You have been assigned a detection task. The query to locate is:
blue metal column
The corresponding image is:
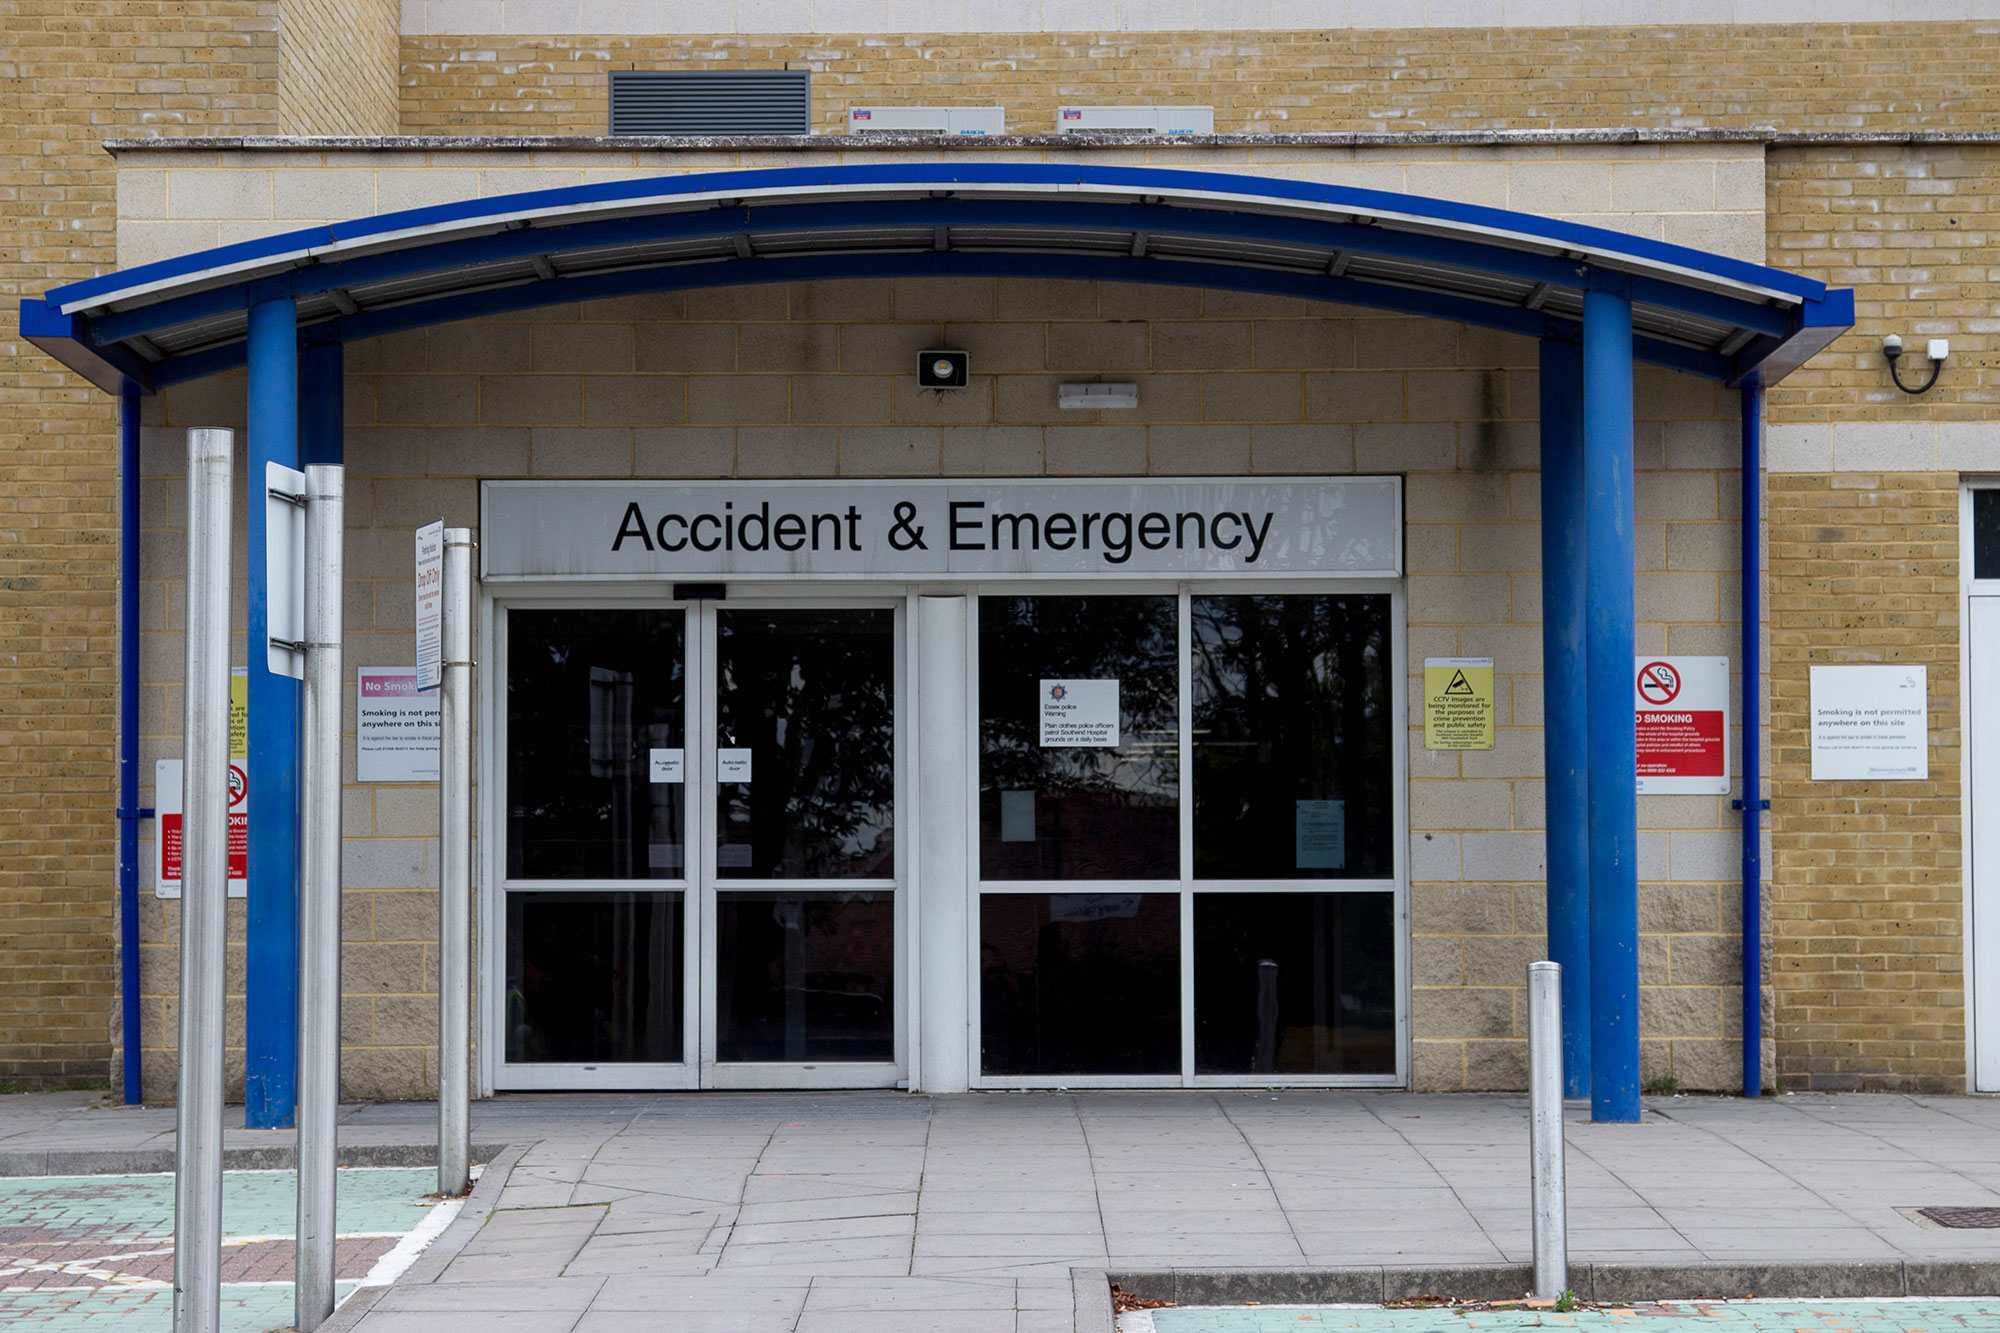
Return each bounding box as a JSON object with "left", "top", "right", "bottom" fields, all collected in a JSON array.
[
  {"left": 1583, "top": 279, "right": 1640, "bottom": 1124},
  {"left": 118, "top": 381, "right": 144, "bottom": 1105},
  {"left": 245, "top": 285, "right": 301, "bottom": 1128},
  {"left": 1538, "top": 339, "right": 1591, "bottom": 1101},
  {"left": 301, "top": 341, "right": 344, "bottom": 467},
  {"left": 1739, "top": 386, "right": 1764, "bottom": 1098}
]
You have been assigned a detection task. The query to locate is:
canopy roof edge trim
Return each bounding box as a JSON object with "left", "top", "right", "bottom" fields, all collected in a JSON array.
[{"left": 21, "top": 162, "right": 1853, "bottom": 394}]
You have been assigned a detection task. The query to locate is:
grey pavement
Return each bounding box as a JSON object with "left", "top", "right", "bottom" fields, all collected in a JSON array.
[{"left": 8, "top": 1089, "right": 2000, "bottom": 1330}]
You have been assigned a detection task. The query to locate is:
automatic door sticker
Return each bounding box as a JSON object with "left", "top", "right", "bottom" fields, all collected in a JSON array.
[{"left": 1424, "top": 658, "right": 1494, "bottom": 751}]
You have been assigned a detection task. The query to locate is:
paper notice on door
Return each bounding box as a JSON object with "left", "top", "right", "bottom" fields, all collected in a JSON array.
[
  {"left": 1000, "top": 790, "right": 1036, "bottom": 842},
  {"left": 1295, "top": 799, "right": 1346, "bottom": 870},
  {"left": 717, "top": 748, "right": 753, "bottom": 782},
  {"left": 1039, "top": 679, "right": 1119, "bottom": 747},
  {"left": 649, "top": 748, "right": 684, "bottom": 783}
]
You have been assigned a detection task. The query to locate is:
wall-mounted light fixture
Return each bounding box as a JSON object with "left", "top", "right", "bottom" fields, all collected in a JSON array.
[
  {"left": 1883, "top": 333, "right": 1948, "bottom": 395},
  {"left": 1058, "top": 382, "right": 1139, "bottom": 410}
]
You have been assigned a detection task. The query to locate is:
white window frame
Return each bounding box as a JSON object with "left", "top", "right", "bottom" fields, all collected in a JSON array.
[
  {"left": 1958, "top": 481, "right": 2000, "bottom": 1093},
  {"left": 961, "top": 578, "right": 1410, "bottom": 1091}
]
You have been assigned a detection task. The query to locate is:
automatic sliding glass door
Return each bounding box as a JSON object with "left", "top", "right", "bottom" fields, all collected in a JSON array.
[{"left": 495, "top": 597, "right": 905, "bottom": 1091}]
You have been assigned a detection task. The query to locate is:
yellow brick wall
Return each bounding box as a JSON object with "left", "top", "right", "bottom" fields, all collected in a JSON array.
[
  {"left": 1766, "top": 473, "right": 1963, "bottom": 1092},
  {"left": 398, "top": 23, "right": 2000, "bottom": 137},
  {"left": 279, "top": 0, "right": 401, "bottom": 136},
  {"left": 1767, "top": 146, "right": 2000, "bottom": 426},
  {"left": 0, "top": 2, "right": 282, "bottom": 1091},
  {"left": 1758, "top": 147, "right": 1994, "bottom": 1092}
]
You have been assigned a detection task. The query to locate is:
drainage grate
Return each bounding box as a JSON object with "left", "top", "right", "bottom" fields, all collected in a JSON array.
[{"left": 1917, "top": 1206, "right": 2000, "bottom": 1228}]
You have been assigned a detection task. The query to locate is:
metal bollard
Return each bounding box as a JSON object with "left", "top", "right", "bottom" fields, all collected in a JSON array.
[
  {"left": 1528, "top": 960, "right": 1568, "bottom": 1298},
  {"left": 175, "top": 428, "right": 233, "bottom": 1333},
  {"left": 295, "top": 465, "right": 345, "bottom": 1332},
  {"left": 437, "top": 529, "right": 475, "bottom": 1197}
]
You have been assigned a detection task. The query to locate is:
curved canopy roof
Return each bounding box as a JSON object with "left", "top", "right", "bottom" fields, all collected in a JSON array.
[{"left": 22, "top": 162, "right": 1852, "bottom": 395}]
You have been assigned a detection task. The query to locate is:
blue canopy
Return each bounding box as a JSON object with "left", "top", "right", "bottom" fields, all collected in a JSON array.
[{"left": 22, "top": 161, "right": 1851, "bottom": 394}]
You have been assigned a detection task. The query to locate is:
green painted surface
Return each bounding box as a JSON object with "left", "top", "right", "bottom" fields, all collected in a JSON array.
[
  {"left": 0, "top": 1167, "right": 437, "bottom": 1242},
  {"left": 0, "top": 1169, "right": 440, "bottom": 1332},
  {"left": 0, "top": 1280, "right": 359, "bottom": 1330},
  {"left": 1145, "top": 1302, "right": 2000, "bottom": 1332}
]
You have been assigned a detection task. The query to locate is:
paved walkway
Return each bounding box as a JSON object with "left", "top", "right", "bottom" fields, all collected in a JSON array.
[
  {"left": 7, "top": 1090, "right": 2000, "bottom": 1331},
  {"left": 1126, "top": 1302, "right": 2000, "bottom": 1333}
]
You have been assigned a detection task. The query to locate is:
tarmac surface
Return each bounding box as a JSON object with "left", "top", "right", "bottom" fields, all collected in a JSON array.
[{"left": 5, "top": 1089, "right": 2000, "bottom": 1332}]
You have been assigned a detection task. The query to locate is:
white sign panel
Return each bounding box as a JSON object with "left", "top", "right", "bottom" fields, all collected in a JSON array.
[
  {"left": 414, "top": 519, "right": 444, "bottom": 691},
  {"left": 481, "top": 478, "right": 1402, "bottom": 581},
  {"left": 1811, "top": 664, "right": 1929, "bottom": 780},
  {"left": 1040, "top": 679, "right": 1120, "bottom": 747},
  {"left": 265, "top": 461, "right": 307, "bottom": 679},
  {"left": 649, "top": 748, "right": 685, "bottom": 783},
  {"left": 718, "top": 748, "right": 754, "bottom": 783},
  {"left": 153, "top": 759, "right": 248, "bottom": 899},
  {"left": 1634, "top": 655, "right": 1731, "bottom": 795},
  {"left": 356, "top": 667, "right": 440, "bottom": 783}
]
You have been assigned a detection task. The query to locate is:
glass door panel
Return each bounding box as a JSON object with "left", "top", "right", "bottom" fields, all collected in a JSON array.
[
  {"left": 499, "top": 607, "right": 693, "bottom": 1088},
  {"left": 705, "top": 605, "right": 900, "bottom": 1082},
  {"left": 506, "top": 609, "right": 687, "bottom": 880},
  {"left": 977, "top": 595, "right": 1180, "bottom": 880}
]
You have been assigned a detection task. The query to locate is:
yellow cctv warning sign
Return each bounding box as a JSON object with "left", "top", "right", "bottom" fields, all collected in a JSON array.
[{"left": 1424, "top": 657, "right": 1495, "bottom": 750}]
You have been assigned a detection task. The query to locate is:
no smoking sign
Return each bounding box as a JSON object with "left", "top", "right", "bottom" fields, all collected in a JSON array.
[{"left": 1633, "top": 655, "right": 1729, "bottom": 795}]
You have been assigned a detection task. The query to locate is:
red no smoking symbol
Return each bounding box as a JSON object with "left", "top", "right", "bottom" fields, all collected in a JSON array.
[{"left": 1637, "top": 661, "right": 1681, "bottom": 705}]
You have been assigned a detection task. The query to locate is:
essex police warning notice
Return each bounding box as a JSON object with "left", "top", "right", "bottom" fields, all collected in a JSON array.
[{"left": 481, "top": 479, "right": 1404, "bottom": 581}]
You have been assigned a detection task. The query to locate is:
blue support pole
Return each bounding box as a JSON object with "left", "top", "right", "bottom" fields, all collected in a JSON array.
[
  {"left": 300, "top": 342, "right": 344, "bottom": 467},
  {"left": 1583, "top": 279, "right": 1641, "bottom": 1124},
  {"left": 1740, "top": 387, "right": 1764, "bottom": 1098},
  {"left": 245, "top": 287, "right": 301, "bottom": 1129},
  {"left": 118, "top": 382, "right": 144, "bottom": 1105},
  {"left": 1538, "top": 339, "right": 1592, "bottom": 1101}
]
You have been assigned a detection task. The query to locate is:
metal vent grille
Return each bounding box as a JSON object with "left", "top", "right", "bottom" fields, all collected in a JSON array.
[
  {"left": 609, "top": 69, "right": 810, "bottom": 136},
  {"left": 1917, "top": 1207, "right": 2000, "bottom": 1229}
]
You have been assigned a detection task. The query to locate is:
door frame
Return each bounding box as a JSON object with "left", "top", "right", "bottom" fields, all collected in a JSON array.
[
  {"left": 478, "top": 582, "right": 911, "bottom": 1094},
  {"left": 958, "top": 577, "right": 1410, "bottom": 1091},
  {"left": 1959, "top": 482, "right": 2000, "bottom": 1092}
]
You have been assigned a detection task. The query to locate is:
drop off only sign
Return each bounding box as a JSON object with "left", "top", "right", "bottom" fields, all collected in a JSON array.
[{"left": 1634, "top": 655, "right": 1730, "bottom": 795}]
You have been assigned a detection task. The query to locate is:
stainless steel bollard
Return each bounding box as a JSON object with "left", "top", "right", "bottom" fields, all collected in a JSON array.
[
  {"left": 174, "top": 428, "right": 233, "bottom": 1333},
  {"left": 1528, "top": 959, "right": 1568, "bottom": 1298},
  {"left": 295, "top": 465, "right": 345, "bottom": 1331},
  {"left": 437, "top": 528, "right": 475, "bottom": 1196}
]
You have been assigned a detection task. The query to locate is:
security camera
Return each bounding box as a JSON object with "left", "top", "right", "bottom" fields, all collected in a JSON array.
[{"left": 1883, "top": 331, "right": 1944, "bottom": 395}]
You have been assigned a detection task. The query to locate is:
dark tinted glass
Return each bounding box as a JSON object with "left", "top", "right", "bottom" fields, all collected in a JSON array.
[
  {"left": 506, "top": 609, "right": 685, "bottom": 880},
  {"left": 715, "top": 890, "right": 894, "bottom": 1062},
  {"left": 716, "top": 608, "right": 895, "bottom": 879},
  {"left": 978, "top": 596, "right": 1179, "bottom": 880},
  {"left": 979, "top": 892, "right": 1180, "bottom": 1075},
  {"left": 1977, "top": 489, "right": 2000, "bottom": 581},
  {"left": 1192, "top": 594, "right": 1395, "bottom": 880},
  {"left": 1194, "top": 892, "right": 1395, "bottom": 1075},
  {"left": 505, "top": 891, "right": 683, "bottom": 1063}
]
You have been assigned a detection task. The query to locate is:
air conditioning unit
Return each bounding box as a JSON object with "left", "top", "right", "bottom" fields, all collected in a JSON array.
[
  {"left": 848, "top": 106, "right": 1006, "bottom": 136},
  {"left": 1055, "top": 105, "right": 1214, "bottom": 135}
]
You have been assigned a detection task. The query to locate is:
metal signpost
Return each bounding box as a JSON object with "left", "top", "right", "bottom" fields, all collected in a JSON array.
[
  {"left": 174, "top": 428, "right": 234, "bottom": 1333},
  {"left": 434, "top": 527, "right": 475, "bottom": 1196},
  {"left": 295, "top": 465, "right": 345, "bottom": 1331},
  {"left": 1527, "top": 960, "right": 1569, "bottom": 1298}
]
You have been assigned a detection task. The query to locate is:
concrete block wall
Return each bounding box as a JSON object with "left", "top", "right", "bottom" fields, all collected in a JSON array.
[
  {"left": 134, "top": 271, "right": 1754, "bottom": 1097},
  {"left": 396, "top": 21, "right": 2000, "bottom": 137}
]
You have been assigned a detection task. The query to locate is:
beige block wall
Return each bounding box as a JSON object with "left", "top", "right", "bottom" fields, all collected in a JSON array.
[
  {"left": 135, "top": 274, "right": 1755, "bottom": 1097},
  {"left": 110, "top": 140, "right": 1768, "bottom": 271}
]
